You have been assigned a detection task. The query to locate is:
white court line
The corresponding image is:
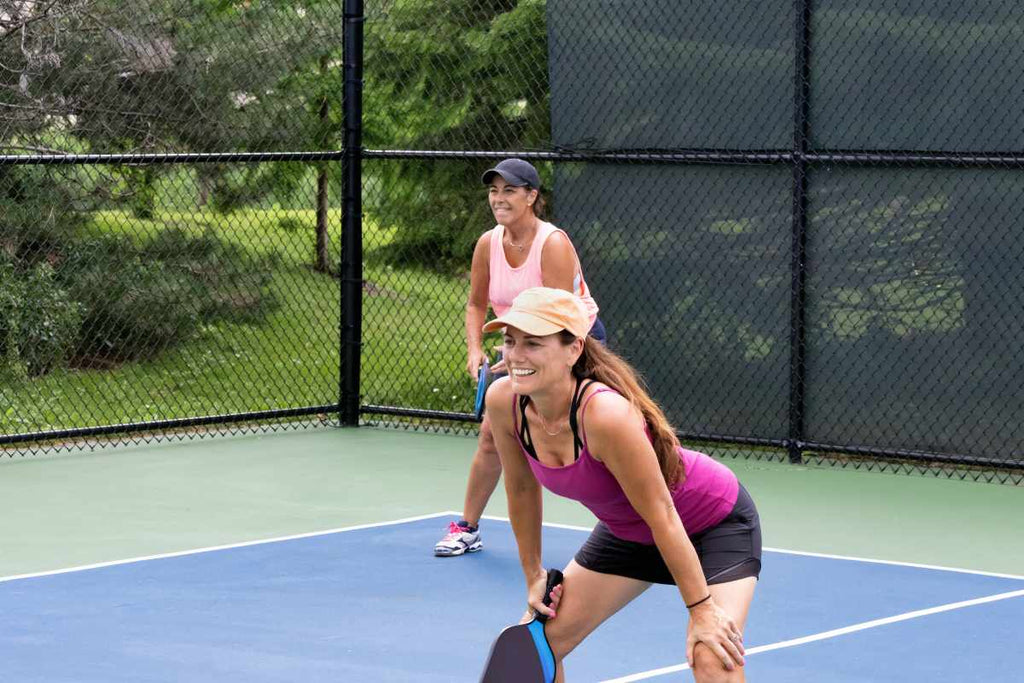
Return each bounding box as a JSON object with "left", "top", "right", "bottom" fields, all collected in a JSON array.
[
  {"left": 481, "top": 514, "right": 1024, "bottom": 581},
  {"left": 0, "top": 511, "right": 457, "bottom": 584},
  {"left": 599, "top": 588, "right": 1024, "bottom": 683},
  {"left": 763, "top": 546, "right": 1024, "bottom": 582},
  {"left": 6, "top": 511, "right": 1023, "bottom": 586}
]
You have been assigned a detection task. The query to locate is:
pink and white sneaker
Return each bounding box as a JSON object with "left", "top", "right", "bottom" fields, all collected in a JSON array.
[{"left": 434, "top": 521, "right": 483, "bottom": 557}]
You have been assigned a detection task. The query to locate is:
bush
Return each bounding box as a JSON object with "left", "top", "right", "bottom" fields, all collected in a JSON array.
[
  {"left": 3, "top": 164, "right": 278, "bottom": 372},
  {"left": 63, "top": 238, "right": 203, "bottom": 362},
  {"left": 61, "top": 230, "right": 278, "bottom": 363},
  {"left": 142, "top": 229, "right": 278, "bottom": 324},
  {"left": 0, "top": 258, "right": 83, "bottom": 377},
  {"left": 0, "top": 166, "right": 88, "bottom": 268}
]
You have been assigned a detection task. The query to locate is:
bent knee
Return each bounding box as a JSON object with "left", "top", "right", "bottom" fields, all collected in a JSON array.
[
  {"left": 472, "top": 442, "right": 501, "bottom": 470},
  {"left": 475, "top": 436, "right": 501, "bottom": 464},
  {"left": 544, "top": 622, "right": 585, "bottom": 663},
  {"left": 692, "top": 642, "right": 744, "bottom": 683}
]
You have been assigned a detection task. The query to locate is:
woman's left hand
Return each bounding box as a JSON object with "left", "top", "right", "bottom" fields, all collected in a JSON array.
[{"left": 685, "top": 597, "right": 745, "bottom": 671}]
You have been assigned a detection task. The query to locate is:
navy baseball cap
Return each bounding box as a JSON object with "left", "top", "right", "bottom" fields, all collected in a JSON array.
[{"left": 481, "top": 158, "right": 541, "bottom": 189}]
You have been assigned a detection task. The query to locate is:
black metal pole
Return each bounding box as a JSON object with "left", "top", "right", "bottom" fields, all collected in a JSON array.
[
  {"left": 340, "top": 0, "right": 365, "bottom": 427},
  {"left": 787, "top": 0, "right": 812, "bottom": 464}
]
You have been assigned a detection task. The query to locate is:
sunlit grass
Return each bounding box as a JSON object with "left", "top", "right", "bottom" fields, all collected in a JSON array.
[{"left": 1, "top": 206, "right": 472, "bottom": 435}]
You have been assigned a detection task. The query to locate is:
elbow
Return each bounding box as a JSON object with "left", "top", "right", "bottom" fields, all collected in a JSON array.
[
  {"left": 647, "top": 500, "right": 685, "bottom": 538},
  {"left": 504, "top": 472, "right": 540, "bottom": 498}
]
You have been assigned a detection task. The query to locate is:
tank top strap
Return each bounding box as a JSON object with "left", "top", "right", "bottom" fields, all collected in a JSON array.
[
  {"left": 488, "top": 224, "right": 504, "bottom": 266},
  {"left": 525, "top": 221, "right": 558, "bottom": 270}
]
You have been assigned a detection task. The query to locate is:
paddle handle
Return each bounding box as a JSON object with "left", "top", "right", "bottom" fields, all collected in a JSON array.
[
  {"left": 474, "top": 357, "right": 490, "bottom": 420},
  {"left": 535, "top": 568, "right": 564, "bottom": 624}
]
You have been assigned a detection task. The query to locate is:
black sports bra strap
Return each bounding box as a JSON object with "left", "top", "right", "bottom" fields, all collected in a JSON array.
[
  {"left": 518, "top": 377, "right": 597, "bottom": 462},
  {"left": 518, "top": 395, "right": 539, "bottom": 459},
  {"left": 569, "top": 377, "right": 598, "bottom": 459}
]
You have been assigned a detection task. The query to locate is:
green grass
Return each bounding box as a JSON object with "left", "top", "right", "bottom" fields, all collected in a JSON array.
[{"left": 1, "top": 205, "right": 474, "bottom": 436}]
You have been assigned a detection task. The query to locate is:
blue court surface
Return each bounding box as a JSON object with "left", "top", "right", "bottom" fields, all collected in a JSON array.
[{"left": 2, "top": 512, "right": 1021, "bottom": 682}]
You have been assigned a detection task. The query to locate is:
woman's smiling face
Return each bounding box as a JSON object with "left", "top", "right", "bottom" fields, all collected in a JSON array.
[
  {"left": 502, "top": 327, "right": 581, "bottom": 395},
  {"left": 488, "top": 177, "right": 537, "bottom": 226}
]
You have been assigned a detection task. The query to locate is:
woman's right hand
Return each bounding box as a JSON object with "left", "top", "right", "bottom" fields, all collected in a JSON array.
[
  {"left": 685, "top": 597, "right": 745, "bottom": 671},
  {"left": 467, "top": 347, "right": 488, "bottom": 378},
  {"left": 520, "top": 571, "right": 561, "bottom": 623}
]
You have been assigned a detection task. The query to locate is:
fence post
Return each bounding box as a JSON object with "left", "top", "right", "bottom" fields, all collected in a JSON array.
[
  {"left": 340, "top": 0, "right": 365, "bottom": 427},
  {"left": 787, "top": 0, "right": 812, "bottom": 463}
]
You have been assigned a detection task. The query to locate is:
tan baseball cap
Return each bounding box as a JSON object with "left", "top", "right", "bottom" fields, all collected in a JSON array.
[{"left": 482, "top": 287, "right": 591, "bottom": 338}]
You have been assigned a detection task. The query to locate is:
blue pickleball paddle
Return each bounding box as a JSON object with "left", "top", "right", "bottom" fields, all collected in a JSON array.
[{"left": 479, "top": 569, "right": 563, "bottom": 683}]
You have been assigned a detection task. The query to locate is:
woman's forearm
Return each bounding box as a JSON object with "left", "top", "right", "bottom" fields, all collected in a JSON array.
[
  {"left": 465, "top": 302, "right": 487, "bottom": 353},
  {"left": 506, "top": 480, "right": 545, "bottom": 581},
  {"left": 650, "top": 509, "right": 711, "bottom": 607}
]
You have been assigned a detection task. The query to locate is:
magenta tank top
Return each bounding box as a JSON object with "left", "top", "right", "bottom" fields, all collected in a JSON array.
[
  {"left": 514, "top": 388, "right": 738, "bottom": 544},
  {"left": 487, "top": 220, "right": 599, "bottom": 322}
]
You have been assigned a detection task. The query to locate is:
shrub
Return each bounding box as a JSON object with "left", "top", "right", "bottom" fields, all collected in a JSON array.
[
  {"left": 61, "top": 230, "right": 277, "bottom": 363},
  {"left": 0, "top": 258, "right": 83, "bottom": 376},
  {"left": 0, "top": 166, "right": 88, "bottom": 268},
  {"left": 142, "top": 228, "right": 278, "bottom": 324},
  {"left": 64, "top": 239, "right": 203, "bottom": 362}
]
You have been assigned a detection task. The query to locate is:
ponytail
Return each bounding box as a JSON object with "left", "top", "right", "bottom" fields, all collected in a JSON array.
[
  {"left": 531, "top": 191, "right": 547, "bottom": 218},
  {"left": 561, "top": 333, "right": 683, "bottom": 487}
]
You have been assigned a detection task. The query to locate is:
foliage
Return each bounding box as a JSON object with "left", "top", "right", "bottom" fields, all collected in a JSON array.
[
  {"left": 0, "top": 258, "right": 84, "bottom": 378},
  {"left": 58, "top": 230, "right": 278, "bottom": 364},
  {"left": 208, "top": 163, "right": 311, "bottom": 214},
  {"left": 364, "top": 0, "right": 551, "bottom": 272},
  {"left": 0, "top": 167, "right": 89, "bottom": 262},
  {"left": 1, "top": 166, "right": 276, "bottom": 372},
  {"left": 1, "top": 207, "right": 472, "bottom": 434}
]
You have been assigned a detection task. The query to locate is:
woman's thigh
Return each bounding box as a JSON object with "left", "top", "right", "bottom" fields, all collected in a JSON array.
[
  {"left": 544, "top": 560, "right": 651, "bottom": 660},
  {"left": 709, "top": 576, "right": 757, "bottom": 630}
]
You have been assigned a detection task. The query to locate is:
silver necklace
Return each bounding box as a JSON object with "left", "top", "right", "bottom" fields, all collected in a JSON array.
[{"left": 505, "top": 226, "right": 534, "bottom": 251}]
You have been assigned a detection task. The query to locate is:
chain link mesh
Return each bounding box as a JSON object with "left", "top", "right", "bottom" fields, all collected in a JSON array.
[
  {"left": 360, "top": 1, "right": 1023, "bottom": 484},
  {"left": 3, "top": 2, "right": 1021, "bottom": 483},
  {"left": 2, "top": 1, "right": 345, "bottom": 453}
]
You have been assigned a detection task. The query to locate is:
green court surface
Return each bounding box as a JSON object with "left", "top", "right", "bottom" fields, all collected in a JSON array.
[{"left": 1, "top": 426, "right": 1022, "bottom": 579}]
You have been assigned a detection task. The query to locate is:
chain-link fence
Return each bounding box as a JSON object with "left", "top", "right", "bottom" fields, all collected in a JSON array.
[
  {"left": 1, "top": 1, "right": 349, "bottom": 452},
  {"left": 3, "top": 2, "right": 1022, "bottom": 484},
  {"left": 359, "top": 0, "right": 1024, "bottom": 485}
]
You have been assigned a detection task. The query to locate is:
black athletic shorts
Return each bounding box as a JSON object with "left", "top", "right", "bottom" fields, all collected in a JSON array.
[{"left": 574, "top": 484, "right": 762, "bottom": 585}]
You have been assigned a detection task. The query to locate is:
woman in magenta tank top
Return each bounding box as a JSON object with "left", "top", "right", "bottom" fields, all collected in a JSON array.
[
  {"left": 482, "top": 287, "right": 761, "bottom": 683},
  {"left": 434, "top": 159, "right": 606, "bottom": 558}
]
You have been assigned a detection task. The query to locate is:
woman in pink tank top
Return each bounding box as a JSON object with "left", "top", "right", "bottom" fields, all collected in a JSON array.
[
  {"left": 434, "top": 159, "right": 606, "bottom": 558},
  {"left": 482, "top": 287, "right": 761, "bottom": 683}
]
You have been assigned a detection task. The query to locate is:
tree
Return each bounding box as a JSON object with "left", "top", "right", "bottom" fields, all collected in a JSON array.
[
  {"left": 363, "top": 0, "right": 551, "bottom": 272},
  {"left": 2, "top": 0, "right": 344, "bottom": 268}
]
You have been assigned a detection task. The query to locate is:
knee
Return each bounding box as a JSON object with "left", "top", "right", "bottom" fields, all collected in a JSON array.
[
  {"left": 476, "top": 424, "right": 501, "bottom": 461},
  {"left": 471, "top": 446, "right": 502, "bottom": 478},
  {"left": 544, "top": 622, "right": 583, "bottom": 665},
  {"left": 692, "top": 643, "right": 743, "bottom": 683}
]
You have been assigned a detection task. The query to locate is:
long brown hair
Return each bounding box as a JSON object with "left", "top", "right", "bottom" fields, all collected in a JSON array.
[{"left": 561, "top": 332, "right": 683, "bottom": 487}]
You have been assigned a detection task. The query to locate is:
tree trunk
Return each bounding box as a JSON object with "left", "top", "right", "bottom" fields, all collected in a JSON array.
[
  {"left": 314, "top": 54, "right": 331, "bottom": 274},
  {"left": 315, "top": 167, "right": 330, "bottom": 273}
]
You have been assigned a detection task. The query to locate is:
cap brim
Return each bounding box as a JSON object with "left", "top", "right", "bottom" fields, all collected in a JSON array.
[
  {"left": 481, "top": 169, "right": 529, "bottom": 187},
  {"left": 482, "top": 311, "right": 565, "bottom": 336}
]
